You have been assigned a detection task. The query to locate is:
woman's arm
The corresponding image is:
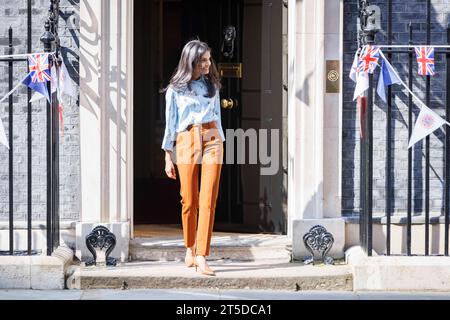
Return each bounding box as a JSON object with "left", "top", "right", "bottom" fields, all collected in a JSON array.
[
  {"left": 165, "top": 150, "right": 174, "bottom": 161},
  {"left": 161, "top": 87, "right": 177, "bottom": 179},
  {"left": 165, "top": 150, "right": 176, "bottom": 180},
  {"left": 161, "top": 87, "right": 178, "bottom": 152},
  {"left": 214, "top": 91, "right": 226, "bottom": 142}
]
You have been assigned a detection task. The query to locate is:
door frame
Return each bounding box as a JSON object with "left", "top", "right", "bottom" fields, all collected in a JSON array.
[
  {"left": 127, "top": 0, "right": 135, "bottom": 239},
  {"left": 128, "top": 0, "right": 292, "bottom": 238}
]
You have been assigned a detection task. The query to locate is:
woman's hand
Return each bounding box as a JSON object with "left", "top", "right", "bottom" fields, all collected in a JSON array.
[{"left": 165, "top": 151, "right": 177, "bottom": 180}]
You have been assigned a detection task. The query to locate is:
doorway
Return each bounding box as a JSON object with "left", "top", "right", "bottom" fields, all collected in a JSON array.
[{"left": 133, "top": 0, "right": 287, "bottom": 234}]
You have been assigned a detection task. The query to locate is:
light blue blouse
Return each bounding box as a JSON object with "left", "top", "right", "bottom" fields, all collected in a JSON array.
[{"left": 161, "top": 76, "right": 226, "bottom": 152}]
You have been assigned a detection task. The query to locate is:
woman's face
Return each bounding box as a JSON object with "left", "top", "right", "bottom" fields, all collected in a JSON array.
[{"left": 194, "top": 51, "right": 211, "bottom": 77}]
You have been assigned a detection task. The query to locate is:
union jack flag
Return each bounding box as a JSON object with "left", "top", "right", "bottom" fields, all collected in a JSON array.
[
  {"left": 415, "top": 46, "right": 435, "bottom": 76},
  {"left": 359, "top": 45, "right": 380, "bottom": 74},
  {"left": 28, "top": 54, "right": 51, "bottom": 83},
  {"left": 22, "top": 53, "right": 52, "bottom": 102}
]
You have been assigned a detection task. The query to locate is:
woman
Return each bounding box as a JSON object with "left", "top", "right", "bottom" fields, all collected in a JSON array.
[{"left": 161, "top": 40, "right": 225, "bottom": 276}]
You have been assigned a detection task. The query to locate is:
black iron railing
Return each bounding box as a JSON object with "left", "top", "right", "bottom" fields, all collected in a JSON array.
[
  {"left": 358, "top": 0, "right": 450, "bottom": 256},
  {"left": 0, "top": 0, "right": 61, "bottom": 256}
]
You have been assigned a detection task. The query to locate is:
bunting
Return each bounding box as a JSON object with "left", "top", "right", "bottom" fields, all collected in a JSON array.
[
  {"left": 349, "top": 46, "right": 450, "bottom": 149},
  {"left": 0, "top": 50, "right": 77, "bottom": 149}
]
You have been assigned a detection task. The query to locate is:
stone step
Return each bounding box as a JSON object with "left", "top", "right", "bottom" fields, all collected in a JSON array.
[
  {"left": 130, "top": 234, "right": 292, "bottom": 262},
  {"left": 66, "top": 261, "right": 353, "bottom": 291}
]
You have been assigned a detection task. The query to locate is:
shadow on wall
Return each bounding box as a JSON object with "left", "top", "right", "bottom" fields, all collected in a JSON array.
[
  {"left": 295, "top": 70, "right": 314, "bottom": 107},
  {"left": 60, "top": 0, "right": 80, "bottom": 87},
  {"left": 79, "top": 0, "right": 129, "bottom": 219},
  {"left": 301, "top": 182, "right": 325, "bottom": 220}
]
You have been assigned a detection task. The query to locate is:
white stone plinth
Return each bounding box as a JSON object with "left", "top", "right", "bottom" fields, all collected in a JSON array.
[
  {"left": 292, "top": 218, "right": 345, "bottom": 261},
  {"left": 0, "top": 246, "right": 73, "bottom": 289},
  {"left": 76, "top": 222, "right": 130, "bottom": 263},
  {"left": 346, "top": 246, "right": 450, "bottom": 291}
]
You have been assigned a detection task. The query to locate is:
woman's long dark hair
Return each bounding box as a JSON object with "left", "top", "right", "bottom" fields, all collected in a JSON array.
[{"left": 162, "top": 39, "right": 221, "bottom": 98}]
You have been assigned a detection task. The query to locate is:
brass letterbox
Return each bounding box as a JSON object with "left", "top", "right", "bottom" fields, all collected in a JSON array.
[{"left": 218, "top": 63, "right": 242, "bottom": 78}]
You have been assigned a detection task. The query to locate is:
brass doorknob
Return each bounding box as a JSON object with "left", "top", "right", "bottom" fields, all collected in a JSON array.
[{"left": 221, "top": 98, "right": 234, "bottom": 109}]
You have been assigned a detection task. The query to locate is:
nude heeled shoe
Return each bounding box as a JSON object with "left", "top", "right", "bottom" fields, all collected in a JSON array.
[
  {"left": 185, "top": 248, "right": 195, "bottom": 268},
  {"left": 194, "top": 255, "right": 216, "bottom": 276}
]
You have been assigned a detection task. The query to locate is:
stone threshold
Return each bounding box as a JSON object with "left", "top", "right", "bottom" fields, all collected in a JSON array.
[
  {"left": 130, "top": 234, "right": 292, "bottom": 262},
  {"left": 66, "top": 260, "right": 353, "bottom": 291}
]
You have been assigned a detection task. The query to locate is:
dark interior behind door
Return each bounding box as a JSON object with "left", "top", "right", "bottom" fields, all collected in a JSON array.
[{"left": 133, "top": 0, "right": 286, "bottom": 233}]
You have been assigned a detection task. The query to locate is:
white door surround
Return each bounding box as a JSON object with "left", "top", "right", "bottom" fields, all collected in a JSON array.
[{"left": 76, "top": 0, "right": 344, "bottom": 262}]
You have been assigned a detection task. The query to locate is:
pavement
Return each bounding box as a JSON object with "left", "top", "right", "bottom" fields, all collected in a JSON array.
[{"left": 1, "top": 289, "right": 450, "bottom": 300}]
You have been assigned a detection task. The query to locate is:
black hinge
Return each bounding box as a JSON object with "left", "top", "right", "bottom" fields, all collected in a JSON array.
[{"left": 283, "top": 0, "right": 288, "bottom": 9}]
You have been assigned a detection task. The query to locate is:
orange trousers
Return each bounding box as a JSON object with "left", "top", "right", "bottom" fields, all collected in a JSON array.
[{"left": 174, "top": 121, "right": 223, "bottom": 256}]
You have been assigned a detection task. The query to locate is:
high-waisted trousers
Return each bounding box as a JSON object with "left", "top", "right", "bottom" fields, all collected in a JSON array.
[{"left": 174, "top": 121, "right": 223, "bottom": 256}]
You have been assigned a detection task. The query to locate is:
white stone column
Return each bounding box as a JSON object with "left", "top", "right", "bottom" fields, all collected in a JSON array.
[
  {"left": 76, "top": 0, "right": 133, "bottom": 262},
  {"left": 290, "top": 0, "right": 345, "bottom": 260},
  {"left": 287, "top": 0, "right": 299, "bottom": 238},
  {"left": 323, "top": 0, "right": 343, "bottom": 219},
  {"left": 298, "top": 0, "right": 325, "bottom": 221}
]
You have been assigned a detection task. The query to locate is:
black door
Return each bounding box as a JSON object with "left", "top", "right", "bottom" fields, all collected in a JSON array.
[
  {"left": 134, "top": 0, "right": 286, "bottom": 234},
  {"left": 173, "top": 0, "right": 252, "bottom": 231}
]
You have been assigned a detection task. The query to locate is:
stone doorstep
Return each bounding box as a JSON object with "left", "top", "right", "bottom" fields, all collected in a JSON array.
[
  {"left": 65, "top": 261, "right": 353, "bottom": 291},
  {"left": 130, "top": 245, "right": 292, "bottom": 262},
  {"left": 0, "top": 246, "right": 73, "bottom": 290},
  {"left": 130, "top": 235, "right": 292, "bottom": 262},
  {"left": 346, "top": 246, "right": 450, "bottom": 292}
]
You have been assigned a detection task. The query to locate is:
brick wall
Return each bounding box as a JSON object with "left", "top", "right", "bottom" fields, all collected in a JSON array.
[
  {"left": 343, "top": 0, "right": 450, "bottom": 216},
  {"left": 0, "top": 0, "right": 80, "bottom": 222}
]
